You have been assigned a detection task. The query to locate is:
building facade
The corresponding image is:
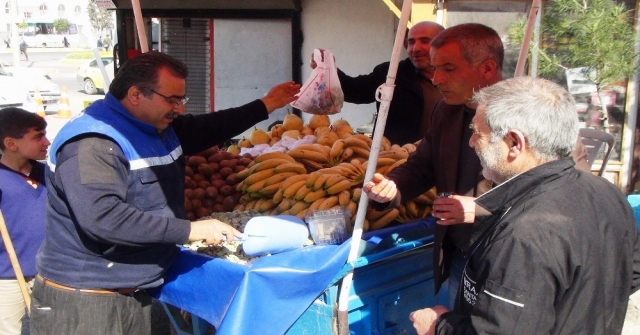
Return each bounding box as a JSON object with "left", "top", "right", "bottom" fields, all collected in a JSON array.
[{"left": 2, "top": 0, "right": 106, "bottom": 48}]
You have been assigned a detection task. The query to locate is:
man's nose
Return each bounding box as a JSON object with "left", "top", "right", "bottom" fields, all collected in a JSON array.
[
  {"left": 432, "top": 69, "right": 443, "bottom": 85},
  {"left": 469, "top": 134, "right": 477, "bottom": 148},
  {"left": 173, "top": 104, "right": 186, "bottom": 114}
]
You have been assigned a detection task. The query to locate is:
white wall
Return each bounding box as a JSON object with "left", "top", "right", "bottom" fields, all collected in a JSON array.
[{"left": 300, "top": 0, "right": 404, "bottom": 130}]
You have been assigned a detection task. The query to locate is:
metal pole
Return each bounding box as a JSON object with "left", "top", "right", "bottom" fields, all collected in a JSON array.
[
  {"left": 336, "top": 1, "right": 413, "bottom": 334},
  {"left": 530, "top": 1, "right": 543, "bottom": 77},
  {"left": 9, "top": 0, "right": 20, "bottom": 67},
  {"left": 515, "top": 0, "right": 541, "bottom": 77},
  {"left": 131, "top": 0, "right": 149, "bottom": 53},
  {"left": 620, "top": 0, "right": 640, "bottom": 191}
]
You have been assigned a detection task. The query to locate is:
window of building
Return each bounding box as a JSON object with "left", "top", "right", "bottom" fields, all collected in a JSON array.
[
  {"left": 5, "top": 2, "right": 9, "bottom": 14},
  {"left": 39, "top": 4, "right": 47, "bottom": 15},
  {"left": 58, "top": 4, "right": 65, "bottom": 16},
  {"left": 74, "top": 5, "right": 81, "bottom": 17}
]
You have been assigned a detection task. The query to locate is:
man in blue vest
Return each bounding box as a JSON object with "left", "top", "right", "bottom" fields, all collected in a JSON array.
[{"left": 30, "top": 51, "right": 300, "bottom": 335}]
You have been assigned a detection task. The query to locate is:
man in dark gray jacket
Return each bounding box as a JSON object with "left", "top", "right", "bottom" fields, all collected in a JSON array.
[{"left": 410, "top": 76, "right": 640, "bottom": 335}]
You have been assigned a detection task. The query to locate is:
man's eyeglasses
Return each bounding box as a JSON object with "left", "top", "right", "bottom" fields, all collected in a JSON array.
[{"left": 148, "top": 88, "right": 189, "bottom": 106}]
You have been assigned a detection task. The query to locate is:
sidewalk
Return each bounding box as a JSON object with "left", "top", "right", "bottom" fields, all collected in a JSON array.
[
  {"left": 0, "top": 47, "right": 87, "bottom": 54},
  {"left": 623, "top": 290, "right": 640, "bottom": 334},
  {"left": 1, "top": 46, "right": 111, "bottom": 66}
]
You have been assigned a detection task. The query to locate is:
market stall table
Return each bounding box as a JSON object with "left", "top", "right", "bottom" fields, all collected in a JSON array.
[{"left": 152, "top": 217, "right": 447, "bottom": 335}]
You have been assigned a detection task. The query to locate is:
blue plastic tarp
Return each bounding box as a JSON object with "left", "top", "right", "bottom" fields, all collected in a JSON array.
[
  {"left": 151, "top": 241, "right": 352, "bottom": 335},
  {"left": 627, "top": 195, "right": 640, "bottom": 231}
]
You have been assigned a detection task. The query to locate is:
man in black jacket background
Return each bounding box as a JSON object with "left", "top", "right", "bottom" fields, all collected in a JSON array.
[{"left": 311, "top": 21, "right": 444, "bottom": 145}]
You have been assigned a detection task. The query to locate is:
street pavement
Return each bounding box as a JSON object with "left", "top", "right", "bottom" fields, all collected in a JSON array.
[{"left": 623, "top": 291, "right": 640, "bottom": 334}]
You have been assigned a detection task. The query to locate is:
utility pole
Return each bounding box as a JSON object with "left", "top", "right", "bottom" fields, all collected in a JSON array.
[{"left": 9, "top": 0, "right": 20, "bottom": 67}]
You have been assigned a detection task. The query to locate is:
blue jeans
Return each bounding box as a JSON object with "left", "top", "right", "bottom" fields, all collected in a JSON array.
[{"left": 447, "top": 248, "right": 466, "bottom": 309}]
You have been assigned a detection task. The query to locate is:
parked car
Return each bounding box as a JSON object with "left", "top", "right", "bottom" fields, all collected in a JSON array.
[
  {"left": 76, "top": 56, "right": 115, "bottom": 94},
  {"left": 0, "top": 75, "right": 38, "bottom": 113},
  {"left": 0, "top": 63, "right": 61, "bottom": 109}
]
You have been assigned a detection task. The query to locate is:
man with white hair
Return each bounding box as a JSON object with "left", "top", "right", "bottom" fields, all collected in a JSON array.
[{"left": 410, "top": 76, "right": 640, "bottom": 335}]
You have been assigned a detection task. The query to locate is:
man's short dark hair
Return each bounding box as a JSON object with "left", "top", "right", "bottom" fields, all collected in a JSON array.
[
  {"left": 0, "top": 107, "right": 47, "bottom": 150},
  {"left": 431, "top": 23, "right": 504, "bottom": 71},
  {"left": 108, "top": 51, "right": 189, "bottom": 100}
]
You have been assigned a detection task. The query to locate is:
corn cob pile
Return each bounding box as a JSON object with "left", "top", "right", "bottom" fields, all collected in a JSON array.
[{"left": 231, "top": 118, "right": 436, "bottom": 231}]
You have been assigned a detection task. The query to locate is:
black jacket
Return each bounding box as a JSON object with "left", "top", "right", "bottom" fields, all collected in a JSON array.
[
  {"left": 437, "top": 158, "right": 640, "bottom": 335},
  {"left": 338, "top": 58, "right": 442, "bottom": 145}
]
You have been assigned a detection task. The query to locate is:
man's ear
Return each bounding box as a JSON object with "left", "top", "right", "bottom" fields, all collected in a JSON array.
[
  {"left": 505, "top": 129, "right": 527, "bottom": 158},
  {"left": 481, "top": 59, "right": 499, "bottom": 80},
  {"left": 126, "top": 86, "right": 143, "bottom": 106},
  {"left": 3, "top": 137, "right": 17, "bottom": 152}
]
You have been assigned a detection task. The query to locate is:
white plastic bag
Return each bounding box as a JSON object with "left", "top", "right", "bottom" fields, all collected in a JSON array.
[{"left": 291, "top": 49, "right": 344, "bottom": 115}]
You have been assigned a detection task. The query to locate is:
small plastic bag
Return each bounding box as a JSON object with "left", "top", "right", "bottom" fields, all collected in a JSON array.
[{"left": 291, "top": 49, "right": 344, "bottom": 115}]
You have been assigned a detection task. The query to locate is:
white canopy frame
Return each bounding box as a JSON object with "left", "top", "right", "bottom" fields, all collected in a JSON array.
[{"left": 336, "top": 0, "right": 413, "bottom": 333}]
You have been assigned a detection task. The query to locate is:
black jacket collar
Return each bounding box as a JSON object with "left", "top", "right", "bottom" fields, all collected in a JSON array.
[{"left": 471, "top": 157, "right": 578, "bottom": 245}]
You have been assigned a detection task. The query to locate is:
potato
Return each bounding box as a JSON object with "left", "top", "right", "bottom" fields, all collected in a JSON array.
[
  {"left": 196, "top": 146, "right": 219, "bottom": 158},
  {"left": 218, "top": 151, "right": 234, "bottom": 160},
  {"left": 184, "top": 188, "right": 194, "bottom": 200},
  {"left": 219, "top": 167, "right": 234, "bottom": 179},
  {"left": 188, "top": 156, "right": 207, "bottom": 168},
  {"left": 197, "top": 164, "right": 214, "bottom": 178},
  {"left": 195, "top": 207, "right": 212, "bottom": 219},
  {"left": 208, "top": 162, "right": 220, "bottom": 172},
  {"left": 185, "top": 177, "right": 197, "bottom": 189},
  {"left": 201, "top": 198, "right": 215, "bottom": 209},
  {"left": 197, "top": 180, "right": 210, "bottom": 189},
  {"left": 214, "top": 195, "right": 225, "bottom": 204},
  {"left": 208, "top": 152, "right": 225, "bottom": 163},
  {"left": 186, "top": 211, "right": 196, "bottom": 221},
  {"left": 225, "top": 173, "right": 239, "bottom": 185},
  {"left": 211, "top": 179, "right": 227, "bottom": 190},
  {"left": 219, "top": 159, "right": 237, "bottom": 169},
  {"left": 185, "top": 166, "right": 194, "bottom": 177},
  {"left": 205, "top": 186, "right": 218, "bottom": 199},
  {"left": 193, "top": 188, "right": 206, "bottom": 200},
  {"left": 219, "top": 185, "right": 235, "bottom": 196},
  {"left": 238, "top": 157, "right": 253, "bottom": 166},
  {"left": 222, "top": 196, "right": 237, "bottom": 211}
]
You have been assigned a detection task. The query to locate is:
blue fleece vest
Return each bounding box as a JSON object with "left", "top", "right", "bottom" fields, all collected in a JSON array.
[
  {"left": 40, "top": 93, "right": 186, "bottom": 289},
  {"left": 48, "top": 94, "right": 182, "bottom": 171}
]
